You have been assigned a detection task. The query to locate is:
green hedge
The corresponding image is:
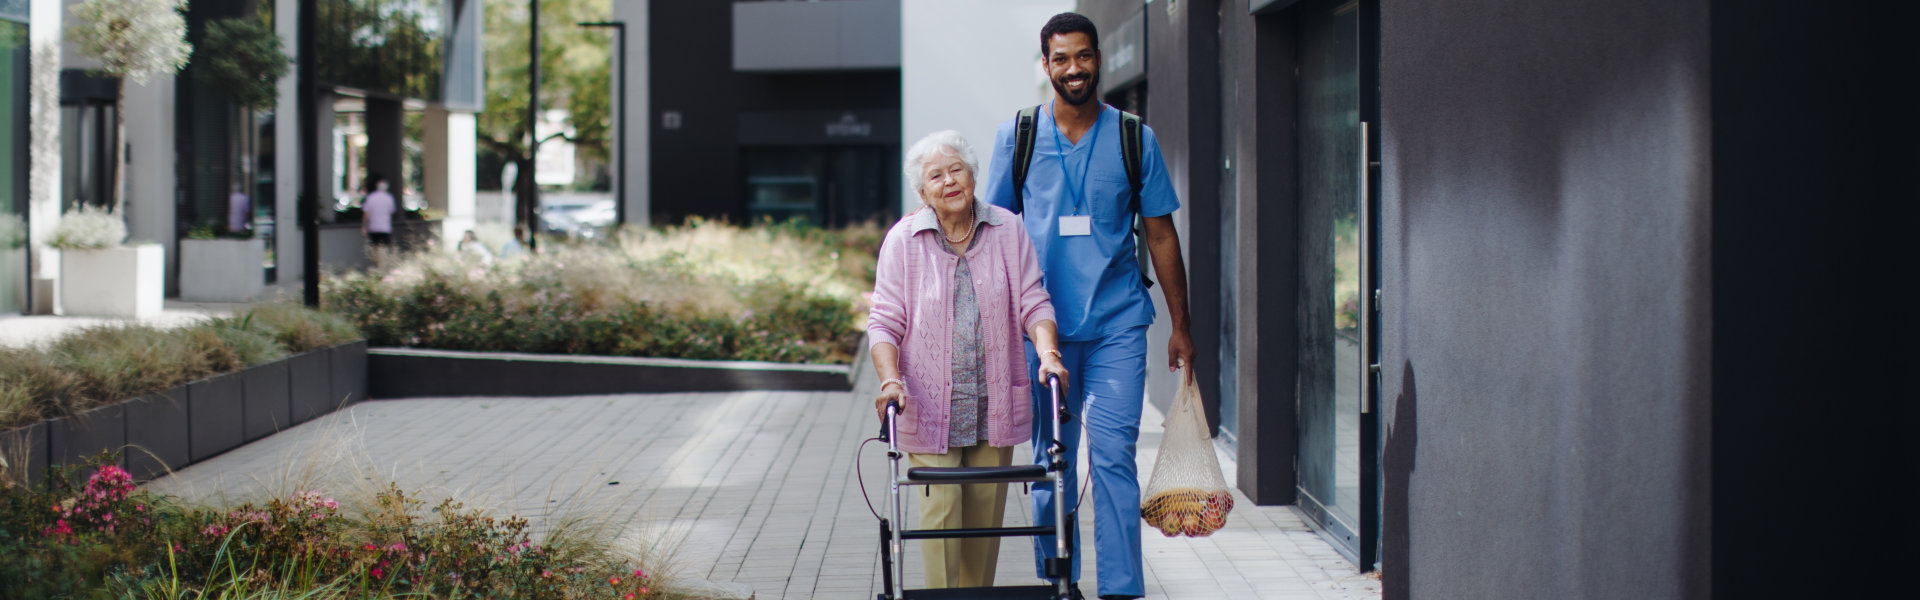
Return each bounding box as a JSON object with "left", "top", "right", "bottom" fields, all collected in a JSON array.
[{"left": 324, "top": 219, "right": 879, "bottom": 365}]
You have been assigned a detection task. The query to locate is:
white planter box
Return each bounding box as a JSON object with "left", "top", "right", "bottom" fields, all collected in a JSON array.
[
  {"left": 1, "top": 247, "right": 24, "bottom": 315},
  {"left": 180, "top": 238, "right": 266, "bottom": 302},
  {"left": 59, "top": 244, "right": 165, "bottom": 318}
]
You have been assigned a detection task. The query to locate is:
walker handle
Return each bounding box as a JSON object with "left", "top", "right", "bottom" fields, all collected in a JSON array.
[
  {"left": 880, "top": 399, "right": 899, "bottom": 441},
  {"left": 1047, "top": 374, "right": 1070, "bottom": 424}
]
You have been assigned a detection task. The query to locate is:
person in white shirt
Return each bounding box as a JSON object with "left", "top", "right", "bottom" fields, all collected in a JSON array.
[{"left": 456, "top": 229, "right": 493, "bottom": 264}]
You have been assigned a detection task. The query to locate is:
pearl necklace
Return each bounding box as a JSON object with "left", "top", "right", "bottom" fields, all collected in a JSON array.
[{"left": 943, "top": 204, "right": 977, "bottom": 244}]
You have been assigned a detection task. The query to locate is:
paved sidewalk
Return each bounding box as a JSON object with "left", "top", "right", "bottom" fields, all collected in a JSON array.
[{"left": 148, "top": 387, "right": 1379, "bottom": 600}]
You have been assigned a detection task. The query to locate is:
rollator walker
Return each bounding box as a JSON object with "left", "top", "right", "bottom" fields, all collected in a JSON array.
[{"left": 877, "top": 374, "right": 1074, "bottom": 600}]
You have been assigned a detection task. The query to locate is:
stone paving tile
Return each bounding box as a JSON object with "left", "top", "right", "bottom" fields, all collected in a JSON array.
[{"left": 147, "top": 382, "right": 1380, "bottom": 600}]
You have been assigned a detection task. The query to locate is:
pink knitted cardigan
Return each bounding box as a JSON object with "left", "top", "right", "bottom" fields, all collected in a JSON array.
[{"left": 867, "top": 203, "right": 1055, "bottom": 454}]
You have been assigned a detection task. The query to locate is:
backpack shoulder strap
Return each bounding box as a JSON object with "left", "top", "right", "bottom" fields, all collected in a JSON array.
[
  {"left": 1118, "top": 110, "right": 1145, "bottom": 211},
  {"left": 1011, "top": 105, "right": 1041, "bottom": 215},
  {"left": 1118, "top": 110, "right": 1154, "bottom": 288}
]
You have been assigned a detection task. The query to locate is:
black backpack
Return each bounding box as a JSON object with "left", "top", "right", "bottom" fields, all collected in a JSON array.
[{"left": 1009, "top": 105, "right": 1154, "bottom": 288}]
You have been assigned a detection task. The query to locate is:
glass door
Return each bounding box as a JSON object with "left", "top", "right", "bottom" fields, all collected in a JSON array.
[
  {"left": 1295, "top": 0, "right": 1376, "bottom": 563},
  {"left": 2, "top": 19, "right": 27, "bottom": 315}
]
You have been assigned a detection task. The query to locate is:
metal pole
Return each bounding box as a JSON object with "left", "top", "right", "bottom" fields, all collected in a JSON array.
[
  {"left": 299, "top": 0, "right": 319, "bottom": 307},
  {"left": 527, "top": 0, "right": 541, "bottom": 252},
  {"left": 616, "top": 24, "right": 626, "bottom": 228}
]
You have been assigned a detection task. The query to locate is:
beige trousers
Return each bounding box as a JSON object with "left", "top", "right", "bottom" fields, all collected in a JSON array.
[{"left": 908, "top": 443, "right": 1014, "bottom": 589}]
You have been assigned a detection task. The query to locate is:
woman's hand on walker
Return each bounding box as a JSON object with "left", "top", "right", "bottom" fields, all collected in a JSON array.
[
  {"left": 1038, "top": 355, "right": 1070, "bottom": 394},
  {"left": 874, "top": 383, "right": 906, "bottom": 423}
]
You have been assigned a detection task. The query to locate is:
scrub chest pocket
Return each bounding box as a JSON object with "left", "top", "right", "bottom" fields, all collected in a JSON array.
[{"left": 1089, "top": 174, "right": 1132, "bottom": 223}]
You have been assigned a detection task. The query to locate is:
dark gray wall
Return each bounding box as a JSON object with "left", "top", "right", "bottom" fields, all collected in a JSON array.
[
  {"left": 1229, "top": 2, "right": 1300, "bottom": 512},
  {"left": 1141, "top": 0, "right": 1224, "bottom": 431},
  {"left": 1379, "top": 1, "right": 1711, "bottom": 597}
]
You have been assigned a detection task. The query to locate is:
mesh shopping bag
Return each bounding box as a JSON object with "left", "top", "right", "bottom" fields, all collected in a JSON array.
[{"left": 1139, "top": 369, "right": 1234, "bottom": 537}]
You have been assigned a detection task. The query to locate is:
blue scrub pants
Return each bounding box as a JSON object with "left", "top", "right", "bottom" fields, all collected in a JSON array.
[{"left": 1026, "top": 325, "right": 1146, "bottom": 598}]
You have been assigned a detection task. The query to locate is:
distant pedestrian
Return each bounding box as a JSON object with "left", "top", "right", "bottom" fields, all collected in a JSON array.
[
  {"left": 362, "top": 174, "right": 398, "bottom": 258},
  {"left": 227, "top": 183, "right": 251, "bottom": 235},
  {"left": 498, "top": 225, "right": 530, "bottom": 260},
  {"left": 456, "top": 230, "right": 493, "bottom": 264}
]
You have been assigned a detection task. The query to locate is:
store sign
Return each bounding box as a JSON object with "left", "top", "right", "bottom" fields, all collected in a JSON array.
[
  {"left": 825, "top": 113, "right": 872, "bottom": 138},
  {"left": 738, "top": 109, "right": 899, "bottom": 146},
  {"left": 1102, "top": 9, "right": 1147, "bottom": 93}
]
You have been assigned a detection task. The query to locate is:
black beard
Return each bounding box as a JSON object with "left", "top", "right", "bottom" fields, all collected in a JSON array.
[{"left": 1051, "top": 73, "right": 1098, "bottom": 106}]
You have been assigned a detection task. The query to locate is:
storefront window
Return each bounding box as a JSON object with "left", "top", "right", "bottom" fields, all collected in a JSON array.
[
  {"left": 2, "top": 17, "right": 28, "bottom": 315},
  {"left": 317, "top": 0, "right": 446, "bottom": 101}
]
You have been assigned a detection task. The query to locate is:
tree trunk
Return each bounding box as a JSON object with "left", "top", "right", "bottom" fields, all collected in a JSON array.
[
  {"left": 512, "top": 155, "right": 536, "bottom": 234},
  {"left": 113, "top": 77, "right": 127, "bottom": 216}
]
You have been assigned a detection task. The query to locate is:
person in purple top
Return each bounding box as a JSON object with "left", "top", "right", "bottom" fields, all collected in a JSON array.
[
  {"left": 868, "top": 130, "right": 1071, "bottom": 589},
  {"left": 361, "top": 173, "right": 397, "bottom": 249}
]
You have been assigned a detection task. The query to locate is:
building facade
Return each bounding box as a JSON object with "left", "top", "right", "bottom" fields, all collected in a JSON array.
[
  {"left": 648, "top": 0, "right": 903, "bottom": 227},
  {"left": 0, "top": 0, "right": 483, "bottom": 316},
  {"left": 1083, "top": 0, "right": 1910, "bottom": 597},
  {"left": 1, "top": 1, "right": 26, "bottom": 315}
]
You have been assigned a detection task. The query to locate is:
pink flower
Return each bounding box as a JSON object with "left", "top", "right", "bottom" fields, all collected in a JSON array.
[
  {"left": 609, "top": 577, "right": 622, "bottom": 585},
  {"left": 372, "top": 567, "right": 384, "bottom": 578},
  {"left": 633, "top": 568, "right": 646, "bottom": 578}
]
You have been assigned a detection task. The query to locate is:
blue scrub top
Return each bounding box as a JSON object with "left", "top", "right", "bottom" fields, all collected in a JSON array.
[{"left": 984, "top": 104, "right": 1181, "bottom": 342}]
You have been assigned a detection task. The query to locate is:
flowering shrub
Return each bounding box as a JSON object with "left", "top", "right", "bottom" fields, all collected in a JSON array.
[
  {"left": 325, "top": 218, "right": 881, "bottom": 364},
  {"left": 1, "top": 458, "right": 673, "bottom": 599},
  {"left": 49, "top": 204, "right": 128, "bottom": 250}
]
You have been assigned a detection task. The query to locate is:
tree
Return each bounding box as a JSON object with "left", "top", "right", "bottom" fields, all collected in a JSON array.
[
  {"left": 66, "top": 0, "right": 192, "bottom": 216},
  {"left": 197, "top": 16, "right": 289, "bottom": 110},
  {"left": 195, "top": 15, "right": 289, "bottom": 203},
  {"left": 478, "top": 0, "right": 611, "bottom": 230}
]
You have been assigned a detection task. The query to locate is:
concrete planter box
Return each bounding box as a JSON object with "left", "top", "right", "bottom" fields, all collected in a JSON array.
[
  {"left": 180, "top": 238, "right": 265, "bottom": 302},
  {"left": 289, "top": 350, "right": 331, "bottom": 425},
  {"left": 0, "top": 421, "right": 47, "bottom": 487},
  {"left": 243, "top": 359, "right": 292, "bottom": 442},
  {"left": 368, "top": 347, "right": 853, "bottom": 398},
  {"left": 4, "top": 341, "right": 366, "bottom": 483},
  {"left": 188, "top": 372, "right": 245, "bottom": 462},
  {"left": 330, "top": 340, "right": 369, "bottom": 409},
  {"left": 58, "top": 244, "right": 164, "bottom": 318},
  {"left": 125, "top": 386, "right": 190, "bottom": 481},
  {"left": 47, "top": 404, "right": 127, "bottom": 471},
  {"left": 1, "top": 246, "right": 25, "bottom": 315}
]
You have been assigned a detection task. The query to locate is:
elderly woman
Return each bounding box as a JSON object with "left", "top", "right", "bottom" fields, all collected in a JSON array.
[{"left": 869, "top": 130, "right": 1070, "bottom": 589}]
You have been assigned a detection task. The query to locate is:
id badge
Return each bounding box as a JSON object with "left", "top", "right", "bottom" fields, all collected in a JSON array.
[{"left": 1059, "top": 215, "right": 1092, "bottom": 237}]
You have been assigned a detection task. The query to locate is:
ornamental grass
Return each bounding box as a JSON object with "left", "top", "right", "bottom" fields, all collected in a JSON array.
[
  {"left": 323, "top": 219, "right": 881, "bottom": 364},
  {"left": 0, "top": 305, "right": 362, "bottom": 431}
]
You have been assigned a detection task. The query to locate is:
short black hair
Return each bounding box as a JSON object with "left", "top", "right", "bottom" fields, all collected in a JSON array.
[{"left": 1039, "top": 12, "right": 1099, "bottom": 58}]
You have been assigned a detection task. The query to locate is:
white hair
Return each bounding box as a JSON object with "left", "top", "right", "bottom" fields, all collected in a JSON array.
[{"left": 903, "top": 130, "right": 979, "bottom": 195}]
